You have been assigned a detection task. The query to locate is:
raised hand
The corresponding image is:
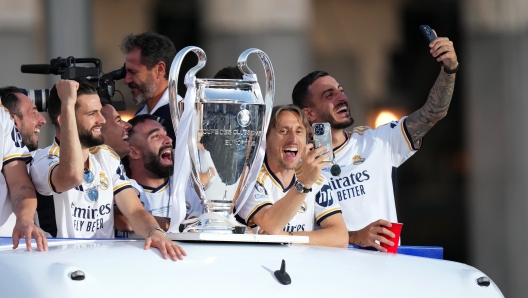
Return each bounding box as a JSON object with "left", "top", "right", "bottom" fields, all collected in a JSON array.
[{"left": 296, "top": 143, "right": 332, "bottom": 188}]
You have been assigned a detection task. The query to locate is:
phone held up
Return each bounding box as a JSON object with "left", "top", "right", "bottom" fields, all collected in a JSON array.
[
  {"left": 312, "top": 122, "right": 333, "bottom": 162},
  {"left": 419, "top": 25, "right": 436, "bottom": 43}
]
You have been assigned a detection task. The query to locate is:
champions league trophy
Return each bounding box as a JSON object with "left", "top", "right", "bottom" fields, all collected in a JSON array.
[{"left": 167, "top": 47, "right": 274, "bottom": 235}]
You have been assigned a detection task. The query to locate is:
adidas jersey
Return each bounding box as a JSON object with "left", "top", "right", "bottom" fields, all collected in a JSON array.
[
  {"left": 31, "top": 138, "right": 132, "bottom": 238},
  {"left": 131, "top": 178, "right": 203, "bottom": 219},
  {"left": 0, "top": 106, "right": 32, "bottom": 236},
  {"left": 322, "top": 117, "right": 418, "bottom": 231},
  {"left": 237, "top": 160, "right": 341, "bottom": 232}
]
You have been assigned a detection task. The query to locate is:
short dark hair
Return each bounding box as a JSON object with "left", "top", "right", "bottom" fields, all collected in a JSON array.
[
  {"left": 213, "top": 66, "right": 244, "bottom": 80},
  {"left": 100, "top": 97, "right": 112, "bottom": 107},
  {"left": 292, "top": 70, "right": 329, "bottom": 109},
  {"left": 48, "top": 80, "right": 98, "bottom": 127},
  {"left": 121, "top": 31, "right": 176, "bottom": 79},
  {"left": 0, "top": 86, "right": 24, "bottom": 117},
  {"left": 127, "top": 114, "right": 161, "bottom": 140},
  {"left": 267, "top": 105, "right": 310, "bottom": 139}
]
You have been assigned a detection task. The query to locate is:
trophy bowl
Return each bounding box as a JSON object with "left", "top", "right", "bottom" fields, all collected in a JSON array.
[{"left": 168, "top": 47, "right": 274, "bottom": 233}]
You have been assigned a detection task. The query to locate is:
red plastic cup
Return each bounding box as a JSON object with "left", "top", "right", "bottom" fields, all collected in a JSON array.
[{"left": 380, "top": 223, "right": 403, "bottom": 254}]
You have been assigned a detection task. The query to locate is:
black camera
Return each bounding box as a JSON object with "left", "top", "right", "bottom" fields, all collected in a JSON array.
[{"left": 20, "top": 57, "right": 126, "bottom": 111}]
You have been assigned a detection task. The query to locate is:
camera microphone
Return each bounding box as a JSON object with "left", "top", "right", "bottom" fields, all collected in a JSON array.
[{"left": 20, "top": 64, "right": 52, "bottom": 75}]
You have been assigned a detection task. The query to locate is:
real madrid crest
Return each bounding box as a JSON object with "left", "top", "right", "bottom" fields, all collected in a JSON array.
[
  {"left": 99, "top": 172, "right": 109, "bottom": 190},
  {"left": 352, "top": 154, "right": 365, "bottom": 165}
]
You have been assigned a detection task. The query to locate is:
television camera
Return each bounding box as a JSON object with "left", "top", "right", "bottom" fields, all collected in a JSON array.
[{"left": 20, "top": 57, "right": 126, "bottom": 111}]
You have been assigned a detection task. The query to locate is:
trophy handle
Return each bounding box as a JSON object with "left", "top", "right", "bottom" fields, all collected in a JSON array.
[
  {"left": 237, "top": 48, "right": 275, "bottom": 123},
  {"left": 168, "top": 46, "right": 207, "bottom": 130}
]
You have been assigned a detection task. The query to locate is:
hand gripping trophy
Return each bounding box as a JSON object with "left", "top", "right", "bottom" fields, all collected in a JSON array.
[{"left": 165, "top": 47, "right": 275, "bottom": 238}]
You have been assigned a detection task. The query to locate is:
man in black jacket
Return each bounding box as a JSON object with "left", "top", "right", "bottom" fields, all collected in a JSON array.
[{"left": 121, "top": 32, "right": 177, "bottom": 144}]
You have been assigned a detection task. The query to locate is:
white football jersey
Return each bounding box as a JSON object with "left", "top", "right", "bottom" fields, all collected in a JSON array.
[
  {"left": 132, "top": 178, "right": 203, "bottom": 219},
  {"left": 237, "top": 161, "right": 341, "bottom": 232},
  {"left": 322, "top": 117, "right": 418, "bottom": 231},
  {"left": 31, "top": 139, "right": 132, "bottom": 238},
  {"left": 0, "top": 105, "right": 32, "bottom": 236}
]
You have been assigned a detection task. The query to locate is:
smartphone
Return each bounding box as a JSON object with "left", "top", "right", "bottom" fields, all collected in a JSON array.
[
  {"left": 312, "top": 122, "right": 332, "bottom": 162},
  {"left": 419, "top": 25, "right": 444, "bottom": 63},
  {"left": 419, "top": 25, "right": 436, "bottom": 43}
]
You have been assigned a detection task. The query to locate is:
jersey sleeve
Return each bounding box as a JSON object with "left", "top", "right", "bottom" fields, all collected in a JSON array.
[
  {"left": 367, "top": 116, "right": 418, "bottom": 167},
  {"left": 236, "top": 181, "right": 273, "bottom": 225},
  {"left": 30, "top": 150, "right": 60, "bottom": 196},
  {"left": 111, "top": 157, "right": 132, "bottom": 196},
  {"left": 314, "top": 180, "right": 342, "bottom": 226},
  {"left": 129, "top": 179, "right": 149, "bottom": 211},
  {"left": 1, "top": 107, "right": 31, "bottom": 166}
]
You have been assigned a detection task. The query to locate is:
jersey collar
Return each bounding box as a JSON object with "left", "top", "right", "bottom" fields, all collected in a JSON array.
[
  {"left": 140, "top": 178, "right": 170, "bottom": 193},
  {"left": 263, "top": 157, "right": 295, "bottom": 193}
]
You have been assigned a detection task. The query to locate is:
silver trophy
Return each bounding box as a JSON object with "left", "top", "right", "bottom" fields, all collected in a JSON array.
[{"left": 168, "top": 47, "right": 274, "bottom": 233}]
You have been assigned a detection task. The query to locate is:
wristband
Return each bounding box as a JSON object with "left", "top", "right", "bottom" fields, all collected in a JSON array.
[
  {"left": 442, "top": 62, "right": 459, "bottom": 74},
  {"left": 147, "top": 226, "right": 165, "bottom": 237}
]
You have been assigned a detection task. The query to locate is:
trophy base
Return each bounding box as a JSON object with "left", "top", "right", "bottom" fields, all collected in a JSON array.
[
  {"left": 181, "top": 212, "right": 247, "bottom": 234},
  {"left": 166, "top": 233, "right": 309, "bottom": 244}
]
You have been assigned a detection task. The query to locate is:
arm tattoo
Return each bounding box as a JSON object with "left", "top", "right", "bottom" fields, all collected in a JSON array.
[
  {"left": 11, "top": 185, "right": 35, "bottom": 213},
  {"left": 11, "top": 194, "right": 27, "bottom": 213},
  {"left": 406, "top": 71, "right": 456, "bottom": 145}
]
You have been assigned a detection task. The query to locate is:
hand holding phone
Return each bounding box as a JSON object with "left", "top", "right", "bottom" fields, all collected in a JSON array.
[
  {"left": 419, "top": 25, "right": 447, "bottom": 63},
  {"left": 312, "top": 123, "right": 333, "bottom": 162},
  {"left": 419, "top": 25, "right": 436, "bottom": 43}
]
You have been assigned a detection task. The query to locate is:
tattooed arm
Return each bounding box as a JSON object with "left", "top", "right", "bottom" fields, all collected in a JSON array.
[
  {"left": 3, "top": 160, "right": 48, "bottom": 251},
  {"left": 405, "top": 34, "right": 458, "bottom": 147}
]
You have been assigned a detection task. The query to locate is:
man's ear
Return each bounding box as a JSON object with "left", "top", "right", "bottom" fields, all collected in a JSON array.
[
  {"left": 128, "top": 146, "right": 141, "bottom": 160},
  {"left": 302, "top": 107, "right": 316, "bottom": 123},
  {"left": 11, "top": 113, "right": 20, "bottom": 127},
  {"left": 155, "top": 61, "right": 166, "bottom": 80},
  {"left": 57, "top": 115, "right": 63, "bottom": 126}
]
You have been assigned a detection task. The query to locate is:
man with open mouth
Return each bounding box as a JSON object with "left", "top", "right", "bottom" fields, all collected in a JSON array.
[
  {"left": 0, "top": 86, "right": 47, "bottom": 152},
  {"left": 30, "top": 79, "right": 186, "bottom": 261},
  {"left": 0, "top": 88, "right": 47, "bottom": 251},
  {"left": 292, "top": 31, "right": 458, "bottom": 252},
  {"left": 236, "top": 105, "right": 348, "bottom": 248},
  {"left": 124, "top": 114, "right": 203, "bottom": 233}
]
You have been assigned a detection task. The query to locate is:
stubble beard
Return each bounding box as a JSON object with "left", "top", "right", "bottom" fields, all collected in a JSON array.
[
  {"left": 18, "top": 123, "right": 38, "bottom": 151},
  {"left": 319, "top": 109, "right": 354, "bottom": 130},
  {"left": 132, "top": 74, "right": 157, "bottom": 105},
  {"left": 276, "top": 155, "right": 301, "bottom": 171}
]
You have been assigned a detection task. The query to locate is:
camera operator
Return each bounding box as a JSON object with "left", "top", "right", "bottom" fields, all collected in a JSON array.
[
  {"left": 121, "top": 32, "right": 178, "bottom": 144},
  {"left": 0, "top": 86, "right": 47, "bottom": 151}
]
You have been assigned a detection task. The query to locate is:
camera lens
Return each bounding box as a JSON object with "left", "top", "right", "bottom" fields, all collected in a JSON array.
[{"left": 21, "top": 88, "right": 49, "bottom": 112}]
